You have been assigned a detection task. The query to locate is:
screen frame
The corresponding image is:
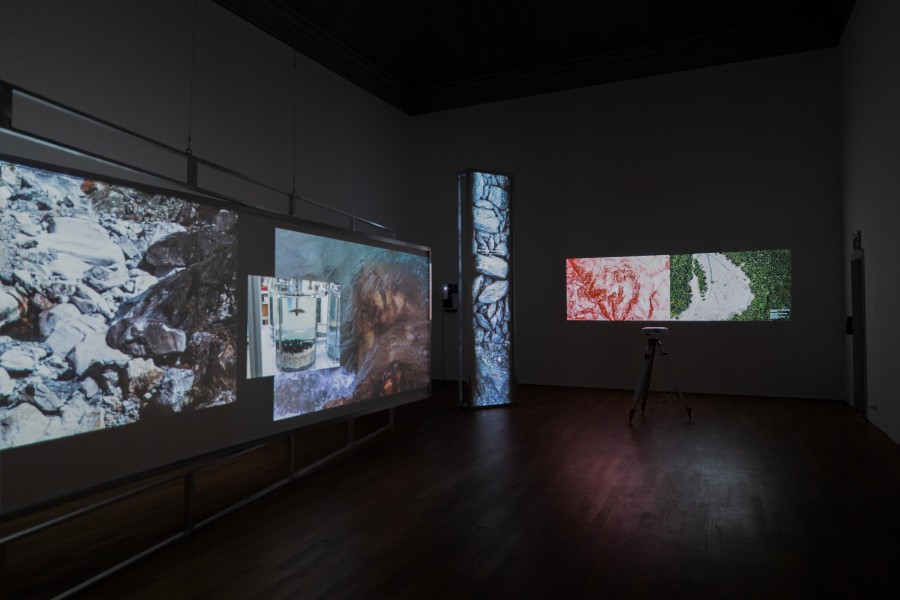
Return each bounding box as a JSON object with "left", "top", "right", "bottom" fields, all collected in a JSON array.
[{"left": 0, "top": 152, "right": 432, "bottom": 516}]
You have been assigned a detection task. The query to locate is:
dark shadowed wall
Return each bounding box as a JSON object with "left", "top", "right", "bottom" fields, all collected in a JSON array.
[
  {"left": 840, "top": 0, "right": 900, "bottom": 442},
  {"left": 412, "top": 50, "right": 845, "bottom": 401}
]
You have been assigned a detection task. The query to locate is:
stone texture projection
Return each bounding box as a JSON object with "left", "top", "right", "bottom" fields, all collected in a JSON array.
[
  {"left": 467, "top": 172, "right": 513, "bottom": 407},
  {"left": 0, "top": 159, "right": 237, "bottom": 450}
]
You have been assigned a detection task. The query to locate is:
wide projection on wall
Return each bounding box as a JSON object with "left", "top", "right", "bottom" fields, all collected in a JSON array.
[
  {"left": 0, "top": 154, "right": 431, "bottom": 515},
  {"left": 247, "top": 228, "right": 431, "bottom": 420},
  {"left": 0, "top": 158, "right": 238, "bottom": 451},
  {"left": 566, "top": 250, "right": 791, "bottom": 321}
]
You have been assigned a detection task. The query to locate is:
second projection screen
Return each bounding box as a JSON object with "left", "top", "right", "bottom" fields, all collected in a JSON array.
[
  {"left": 566, "top": 250, "right": 791, "bottom": 322},
  {"left": 247, "top": 228, "right": 431, "bottom": 421}
]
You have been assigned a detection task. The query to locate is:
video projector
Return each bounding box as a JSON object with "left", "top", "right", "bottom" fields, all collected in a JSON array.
[{"left": 642, "top": 326, "right": 668, "bottom": 339}]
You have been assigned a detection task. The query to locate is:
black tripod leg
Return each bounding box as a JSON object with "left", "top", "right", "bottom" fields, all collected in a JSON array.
[
  {"left": 630, "top": 342, "right": 656, "bottom": 425},
  {"left": 641, "top": 346, "right": 655, "bottom": 416},
  {"left": 659, "top": 346, "right": 692, "bottom": 423}
]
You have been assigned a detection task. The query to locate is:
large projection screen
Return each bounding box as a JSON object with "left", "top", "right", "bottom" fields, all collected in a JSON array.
[{"left": 0, "top": 155, "right": 431, "bottom": 514}]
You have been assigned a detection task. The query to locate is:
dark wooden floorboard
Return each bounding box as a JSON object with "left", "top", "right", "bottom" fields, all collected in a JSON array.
[{"left": 80, "top": 385, "right": 900, "bottom": 599}]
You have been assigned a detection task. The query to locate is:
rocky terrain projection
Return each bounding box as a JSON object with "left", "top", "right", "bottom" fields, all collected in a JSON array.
[
  {"left": 469, "top": 172, "right": 512, "bottom": 406},
  {"left": 0, "top": 160, "right": 237, "bottom": 450},
  {"left": 273, "top": 229, "right": 430, "bottom": 420}
]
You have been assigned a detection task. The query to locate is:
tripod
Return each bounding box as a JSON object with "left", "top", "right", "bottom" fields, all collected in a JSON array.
[{"left": 630, "top": 335, "right": 692, "bottom": 425}]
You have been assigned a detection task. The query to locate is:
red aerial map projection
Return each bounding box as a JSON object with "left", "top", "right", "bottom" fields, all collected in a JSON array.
[{"left": 566, "top": 255, "right": 671, "bottom": 321}]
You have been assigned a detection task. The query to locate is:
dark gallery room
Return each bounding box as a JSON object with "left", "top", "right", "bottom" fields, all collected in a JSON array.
[{"left": 2, "top": 0, "right": 900, "bottom": 598}]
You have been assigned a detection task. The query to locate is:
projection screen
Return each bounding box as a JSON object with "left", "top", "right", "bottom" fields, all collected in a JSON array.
[{"left": 0, "top": 155, "right": 431, "bottom": 514}]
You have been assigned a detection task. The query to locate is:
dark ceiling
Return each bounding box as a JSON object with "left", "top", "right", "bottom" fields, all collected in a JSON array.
[{"left": 214, "top": 0, "right": 856, "bottom": 115}]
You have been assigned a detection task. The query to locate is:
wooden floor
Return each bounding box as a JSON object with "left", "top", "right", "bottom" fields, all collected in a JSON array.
[{"left": 82, "top": 384, "right": 900, "bottom": 599}]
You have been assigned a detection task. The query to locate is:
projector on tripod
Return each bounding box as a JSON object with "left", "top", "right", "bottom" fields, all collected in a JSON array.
[
  {"left": 630, "top": 327, "right": 692, "bottom": 425},
  {"left": 642, "top": 326, "right": 668, "bottom": 339}
]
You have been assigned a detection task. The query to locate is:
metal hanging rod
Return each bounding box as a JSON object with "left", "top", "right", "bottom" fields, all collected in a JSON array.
[{"left": 0, "top": 78, "right": 395, "bottom": 237}]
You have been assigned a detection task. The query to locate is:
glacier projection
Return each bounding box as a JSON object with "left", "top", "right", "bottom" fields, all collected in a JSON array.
[
  {"left": 567, "top": 250, "right": 791, "bottom": 322},
  {"left": 0, "top": 159, "right": 238, "bottom": 450}
]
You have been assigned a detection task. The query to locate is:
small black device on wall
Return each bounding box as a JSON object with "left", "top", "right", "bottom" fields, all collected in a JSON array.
[{"left": 442, "top": 282, "right": 458, "bottom": 311}]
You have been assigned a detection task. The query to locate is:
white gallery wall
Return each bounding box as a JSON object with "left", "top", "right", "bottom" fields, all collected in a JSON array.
[
  {"left": 0, "top": 1, "right": 880, "bottom": 420},
  {"left": 840, "top": 0, "right": 900, "bottom": 442}
]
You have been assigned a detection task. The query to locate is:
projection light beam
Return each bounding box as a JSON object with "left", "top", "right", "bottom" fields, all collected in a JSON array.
[{"left": 566, "top": 250, "right": 791, "bottom": 322}]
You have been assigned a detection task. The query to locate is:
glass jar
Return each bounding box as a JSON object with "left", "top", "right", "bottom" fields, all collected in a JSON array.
[{"left": 275, "top": 279, "right": 317, "bottom": 371}]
